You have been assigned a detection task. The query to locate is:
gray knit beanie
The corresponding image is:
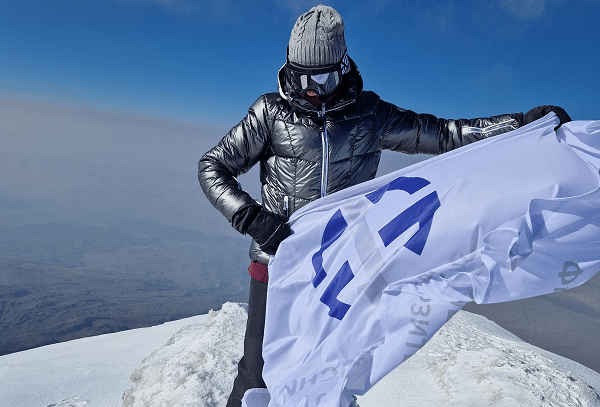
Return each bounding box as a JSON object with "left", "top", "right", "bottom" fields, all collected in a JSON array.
[{"left": 288, "top": 5, "right": 347, "bottom": 67}]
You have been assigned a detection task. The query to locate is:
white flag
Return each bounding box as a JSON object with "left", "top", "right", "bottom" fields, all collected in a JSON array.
[{"left": 243, "top": 114, "right": 600, "bottom": 407}]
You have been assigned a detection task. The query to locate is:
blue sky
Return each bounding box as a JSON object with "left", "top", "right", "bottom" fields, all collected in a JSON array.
[{"left": 1, "top": 0, "right": 599, "bottom": 127}]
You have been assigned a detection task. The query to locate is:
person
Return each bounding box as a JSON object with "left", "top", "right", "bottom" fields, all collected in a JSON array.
[{"left": 198, "top": 5, "right": 571, "bottom": 406}]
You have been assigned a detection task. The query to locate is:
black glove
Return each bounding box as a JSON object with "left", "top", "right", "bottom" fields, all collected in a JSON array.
[
  {"left": 232, "top": 205, "right": 291, "bottom": 255},
  {"left": 523, "top": 105, "right": 571, "bottom": 130}
]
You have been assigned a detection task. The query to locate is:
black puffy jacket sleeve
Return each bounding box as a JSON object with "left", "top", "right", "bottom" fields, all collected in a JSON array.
[
  {"left": 375, "top": 99, "right": 524, "bottom": 155},
  {"left": 198, "top": 96, "right": 270, "bottom": 225}
]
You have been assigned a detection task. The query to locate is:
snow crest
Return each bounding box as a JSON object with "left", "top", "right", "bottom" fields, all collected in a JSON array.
[
  {"left": 122, "top": 302, "right": 247, "bottom": 407},
  {"left": 420, "top": 312, "right": 600, "bottom": 407},
  {"left": 121, "top": 303, "right": 600, "bottom": 407},
  {"left": 47, "top": 397, "right": 88, "bottom": 407}
]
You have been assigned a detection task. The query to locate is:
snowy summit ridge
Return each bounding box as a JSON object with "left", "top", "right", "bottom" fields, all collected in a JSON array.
[
  {"left": 123, "top": 303, "right": 600, "bottom": 407},
  {"left": 1, "top": 302, "right": 600, "bottom": 407},
  {"left": 123, "top": 303, "right": 248, "bottom": 407}
]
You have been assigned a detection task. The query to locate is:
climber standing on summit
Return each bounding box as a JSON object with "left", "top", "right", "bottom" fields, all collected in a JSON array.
[{"left": 198, "top": 5, "right": 571, "bottom": 406}]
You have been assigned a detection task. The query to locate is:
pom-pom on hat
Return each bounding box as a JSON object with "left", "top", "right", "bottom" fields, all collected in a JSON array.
[{"left": 288, "top": 5, "right": 347, "bottom": 67}]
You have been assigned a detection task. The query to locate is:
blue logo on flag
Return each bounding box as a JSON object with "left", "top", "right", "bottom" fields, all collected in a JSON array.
[{"left": 312, "top": 176, "right": 441, "bottom": 320}]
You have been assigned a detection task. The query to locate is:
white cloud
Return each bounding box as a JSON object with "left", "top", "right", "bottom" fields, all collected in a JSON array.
[
  {"left": 140, "top": 0, "right": 201, "bottom": 14},
  {"left": 498, "top": 0, "right": 547, "bottom": 19},
  {"left": 274, "top": 0, "right": 325, "bottom": 15},
  {"left": 420, "top": 2, "right": 457, "bottom": 32},
  {"left": 139, "top": 0, "right": 321, "bottom": 19},
  {"left": 497, "top": 0, "right": 571, "bottom": 19},
  {"left": 477, "top": 63, "right": 515, "bottom": 87}
]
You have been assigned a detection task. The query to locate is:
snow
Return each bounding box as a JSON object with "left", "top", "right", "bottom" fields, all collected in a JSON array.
[
  {"left": 0, "top": 314, "right": 209, "bottom": 407},
  {"left": 1, "top": 303, "right": 600, "bottom": 407},
  {"left": 123, "top": 303, "right": 248, "bottom": 407},
  {"left": 359, "top": 311, "right": 600, "bottom": 407}
]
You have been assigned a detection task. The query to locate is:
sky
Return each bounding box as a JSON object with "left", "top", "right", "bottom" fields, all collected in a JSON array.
[{"left": 1, "top": 0, "right": 599, "bottom": 129}]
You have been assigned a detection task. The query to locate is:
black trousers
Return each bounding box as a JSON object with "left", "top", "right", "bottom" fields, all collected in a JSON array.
[{"left": 227, "top": 277, "right": 268, "bottom": 407}]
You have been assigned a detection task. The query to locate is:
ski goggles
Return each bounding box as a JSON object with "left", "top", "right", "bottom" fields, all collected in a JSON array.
[{"left": 285, "top": 53, "right": 349, "bottom": 96}]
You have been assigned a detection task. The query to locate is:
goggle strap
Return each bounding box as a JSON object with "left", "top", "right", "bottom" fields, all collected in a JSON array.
[{"left": 285, "top": 48, "right": 349, "bottom": 75}]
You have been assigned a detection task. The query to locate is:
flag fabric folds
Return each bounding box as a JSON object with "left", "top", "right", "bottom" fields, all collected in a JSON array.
[{"left": 242, "top": 114, "right": 600, "bottom": 407}]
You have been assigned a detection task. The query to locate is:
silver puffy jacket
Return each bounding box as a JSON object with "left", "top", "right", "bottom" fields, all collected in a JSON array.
[{"left": 198, "top": 58, "right": 524, "bottom": 264}]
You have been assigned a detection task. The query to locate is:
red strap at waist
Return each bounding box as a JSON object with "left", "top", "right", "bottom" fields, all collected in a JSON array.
[{"left": 248, "top": 261, "right": 269, "bottom": 283}]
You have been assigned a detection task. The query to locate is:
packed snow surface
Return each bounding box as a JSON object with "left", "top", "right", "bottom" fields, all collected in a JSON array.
[
  {"left": 2, "top": 302, "right": 600, "bottom": 407},
  {"left": 123, "top": 303, "right": 248, "bottom": 407},
  {"left": 0, "top": 314, "right": 209, "bottom": 407}
]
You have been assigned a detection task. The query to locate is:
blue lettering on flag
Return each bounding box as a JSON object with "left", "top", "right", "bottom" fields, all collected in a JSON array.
[
  {"left": 312, "top": 176, "right": 441, "bottom": 320},
  {"left": 319, "top": 261, "right": 354, "bottom": 319},
  {"left": 366, "top": 177, "right": 440, "bottom": 254},
  {"left": 365, "top": 176, "right": 431, "bottom": 204},
  {"left": 312, "top": 209, "right": 348, "bottom": 287},
  {"left": 378, "top": 191, "right": 440, "bottom": 254}
]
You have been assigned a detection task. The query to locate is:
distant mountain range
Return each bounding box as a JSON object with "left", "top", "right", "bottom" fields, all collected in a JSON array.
[{"left": 0, "top": 217, "right": 251, "bottom": 356}]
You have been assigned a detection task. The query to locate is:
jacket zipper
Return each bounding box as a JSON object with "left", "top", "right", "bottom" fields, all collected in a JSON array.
[{"left": 319, "top": 104, "right": 329, "bottom": 198}]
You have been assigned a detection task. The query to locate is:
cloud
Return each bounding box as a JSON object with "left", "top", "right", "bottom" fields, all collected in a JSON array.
[
  {"left": 498, "top": 0, "right": 547, "bottom": 19},
  {"left": 128, "top": 0, "right": 248, "bottom": 20},
  {"left": 274, "top": 0, "right": 324, "bottom": 14},
  {"left": 497, "top": 0, "right": 571, "bottom": 19},
  {"left": 476, "top": 63, "right": 515, "bottom": 87},
  {"left": 139, "top": 0, "right": 314, "bottom": 20},
  {"left": 141, "top": 0, "right": 201, "bottom": 15},
  {"left": 136, "top": 0, "right": 319, "bottom": 24},
  {"left": 420, "top": 2, "right": 457, "bottom": 32}
]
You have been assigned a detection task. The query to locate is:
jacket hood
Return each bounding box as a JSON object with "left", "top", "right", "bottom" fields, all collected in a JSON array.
[{"left": 277, "top": 56, "right": 363, "bottom": 113}]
